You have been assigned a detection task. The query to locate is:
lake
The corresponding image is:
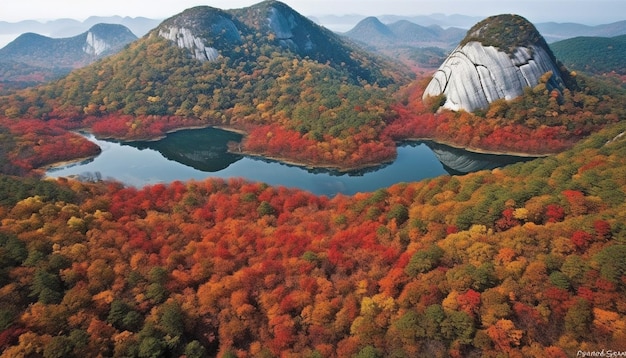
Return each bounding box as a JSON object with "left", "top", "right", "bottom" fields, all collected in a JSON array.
[{"left": 47, "top": 127, "right": 533, "bottom": 196}]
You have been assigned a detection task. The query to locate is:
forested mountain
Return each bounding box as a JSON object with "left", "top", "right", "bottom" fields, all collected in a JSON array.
[
  {"left": 550, "top": 34, "right": 626, "bottom": 75},
  {"left": 0, "top": 24, "right": 137, "bottom": 87},
  {"left": 0, "top": 0, "right": 412, "bottom": 171},
  {"left": 0, "top": 112, "right": 625, "bottom": 357}
]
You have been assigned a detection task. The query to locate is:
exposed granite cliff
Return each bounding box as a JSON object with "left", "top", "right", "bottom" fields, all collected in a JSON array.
[
  {"left": 157, "top": 7, "right": 241, "bottom": 62},
  {"left": 423, "top": 14, "right": 565, "bottom": 112}
]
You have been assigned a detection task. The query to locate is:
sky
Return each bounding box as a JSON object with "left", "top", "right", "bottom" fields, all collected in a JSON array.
[{"left": 1, "top": 0, "right": 625, "bottom": 25}]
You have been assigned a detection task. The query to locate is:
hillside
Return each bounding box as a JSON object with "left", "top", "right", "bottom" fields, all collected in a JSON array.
[
  {"left": 550, "top": 34, "right": 626, "bottom": 75},
  {"left": 0, "top": 24, "right": 137, "bottom": 85},
  {"left": 0, "top": 1, "right": 411, "bottom": 172},
  {"left": 0, "top": 115, "right": 624, "bottom": 357}
]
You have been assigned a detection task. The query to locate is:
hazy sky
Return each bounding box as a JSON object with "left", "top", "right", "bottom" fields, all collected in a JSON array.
[{"left": 1, "top": 0, "right": 625, "bottom": 25}]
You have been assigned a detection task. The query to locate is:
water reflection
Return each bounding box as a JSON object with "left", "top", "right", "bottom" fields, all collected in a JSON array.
[
  {"left": 424, "top": 141, "right": 536, "bottom": 174},
  {"left": 128, "top": 128, "right": 244, "bottom": 172},
  {"left": 48, "top": 128, "right": 536, "bottom": 196}
]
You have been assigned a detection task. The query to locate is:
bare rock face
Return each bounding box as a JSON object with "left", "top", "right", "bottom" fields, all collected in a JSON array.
[
  {"left": 157, "top": 7, "right": 242, "bottom": 62},
  {"left": 83, "top": 31, "right": 110, "bottom": 56},
  {"left": 266, "top": 5, "right": 313, "bottom": 52},
  {"left": 423, "top": 14, "right": 565, "bottom": 112}
]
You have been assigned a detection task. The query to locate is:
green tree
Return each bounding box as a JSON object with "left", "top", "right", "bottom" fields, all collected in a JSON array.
[
  {"left": 43, "top": 335, "right": 73, "bottom": 358},
  {"left": 405, "top": 245, "right": 444, "bottom": 277},
  {"left": 184, "top": 341, "right": 207, "bottom": 358},
  {"left": 30, "top": 269, "right": 63, "bottom": 304},
  {"left": 593, "top": 245, "right": 626, "bottom": 283},
  {"left": 440, "top": 310, "right": 475, "bottom": 344},
  {"left": 387, "top": 204, "right": 409, "bottom": 225},
  {"left": 564, "top": 298, "right": 591, "bottom": 339},
  {"left": 257, "top": 201, "right": 276, "bottom": 216}
]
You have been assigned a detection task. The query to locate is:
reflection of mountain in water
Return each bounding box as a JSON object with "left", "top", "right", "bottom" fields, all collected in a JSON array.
[
  {"left": 128, "top": 127, "right": 244, "bottom": 172},
  {"left": 423, "top": 141, "right": 536, "bottom": 174}
]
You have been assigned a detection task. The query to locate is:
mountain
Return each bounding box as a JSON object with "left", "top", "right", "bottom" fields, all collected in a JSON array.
[
  {"left": 0, "top": 16, "right": 160, "bottom": 42},
  {"left": 0, "top": 24, "right": 137, "bottom": 86},
  {"left": 345, "top": 17, "right": 465, "bottom": 49},
  {"left": 344, "top": 17, "right": 396, "bottom": 45},
  {"left": 343, "top": 17, "right": 464, "bottom": 69},
  {"left": 422, "top": 14, "right": 566, "bottom": 112},
  {"left": 550, "top": 34, "right": 626, "bottom": 75},
  {"left": 311, "top": 13, "right": 482, "bottom": 32},
  {"left": 536, "top": 20, "right": 626, "bottom": 43}
]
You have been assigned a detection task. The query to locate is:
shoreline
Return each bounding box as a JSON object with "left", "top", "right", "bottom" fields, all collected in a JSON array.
[
  {"left": 41, "top": 124, "right": 557, "bottom": 176},
  {"left": 40, "top": 154, "right": 100, "bottom": 171},
  {"left": 234, "top": 149, "right": 397, "bottom": 173}
]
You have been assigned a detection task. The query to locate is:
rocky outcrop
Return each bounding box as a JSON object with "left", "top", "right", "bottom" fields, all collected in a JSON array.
[
  {"left": 425, "top": 141, "right": 533, "bottom": 173},
  {"left": 82, "top": 24, "right": 136, "bottom": 57},
  {"left": 157, "top": 8, "right": 241, "bottom": 62},
  {"left": 267, "top": 6, "right": 313, "bottom": 52},
  {"left": 83, "top": 31, "right": 110, "bottom": 56},
  {"left": 158, "top": 27, "right": 221, "bottom": 61},
  {"left": 423, "top": 14, "right": 565, "bottom": 112},
  {"left": 151, "top": 1, "right": 395, "bottom": 85}
]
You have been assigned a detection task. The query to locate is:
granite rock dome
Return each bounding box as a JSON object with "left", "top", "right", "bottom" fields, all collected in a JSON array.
[{"left": 423, "top": 14, "right": 565, "bottom": 112}]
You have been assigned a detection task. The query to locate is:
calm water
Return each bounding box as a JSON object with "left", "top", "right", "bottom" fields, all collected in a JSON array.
[{"left": 47, "top": 128, "right": 530, "bottom": 196}]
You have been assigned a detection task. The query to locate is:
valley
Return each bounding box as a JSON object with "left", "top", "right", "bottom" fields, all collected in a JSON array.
[{"left": 0, "top": 1, "right": 625, "bottom": 357}]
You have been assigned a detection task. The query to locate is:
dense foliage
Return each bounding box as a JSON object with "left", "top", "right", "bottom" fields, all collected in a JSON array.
[
  {"left": 461, "top": 14, "right": 550, "bottom": 56},
  {"left": 390, "top": 71, "right": 626, "bottom": 154},
  {"left": 0, "top": 118, "right": 625, "bottom": 357},
  {"left": 550, "top": 34, "right": 626, "bottom": 75},
  {"left": 0, "top": 117, "right": 101, "bottom": 175}
]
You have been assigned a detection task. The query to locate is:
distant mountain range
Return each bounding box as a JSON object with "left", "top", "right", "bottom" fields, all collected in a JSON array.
[
  {"left": 340, "top": 16, "right": 626, "bottom": 70},
  {"left": 343, "top": 16, "right": 626, "bottom": 48},
  {"left": 344, "top": 17, "right": 466, "bottom": 49},
  {"left": 535, "top": 20, "right": 626, "bottom": 42},
  {"left": 0, "top": 16, "right": 160, "bottom": 40},
  {"left": 0, "top": 24, "right": 137, "bottom": 87}
]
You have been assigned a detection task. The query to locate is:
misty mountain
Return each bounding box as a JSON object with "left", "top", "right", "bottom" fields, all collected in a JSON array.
[
  {"left": 0, "top": 24, "right": 137, "bottom": 86},
  {"left": 536, "top": 20, "right": 626, "bottom": 42},
  {"left": 0, "top": 16, "right": 160, "bottom": 45}
]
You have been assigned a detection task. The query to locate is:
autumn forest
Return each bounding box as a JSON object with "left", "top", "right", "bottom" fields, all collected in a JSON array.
[{"left": 1, "top": 1, "right": 626, "bottom": 357}]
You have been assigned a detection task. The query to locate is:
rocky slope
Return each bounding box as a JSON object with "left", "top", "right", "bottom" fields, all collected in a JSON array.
[{"left": 423, "top": 14, "right": 566, "bottom": 112}]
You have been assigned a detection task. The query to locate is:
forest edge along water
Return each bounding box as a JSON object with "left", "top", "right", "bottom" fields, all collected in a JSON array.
[{"left": 46, "top": 127, "right": 536, "bottom": 196}]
